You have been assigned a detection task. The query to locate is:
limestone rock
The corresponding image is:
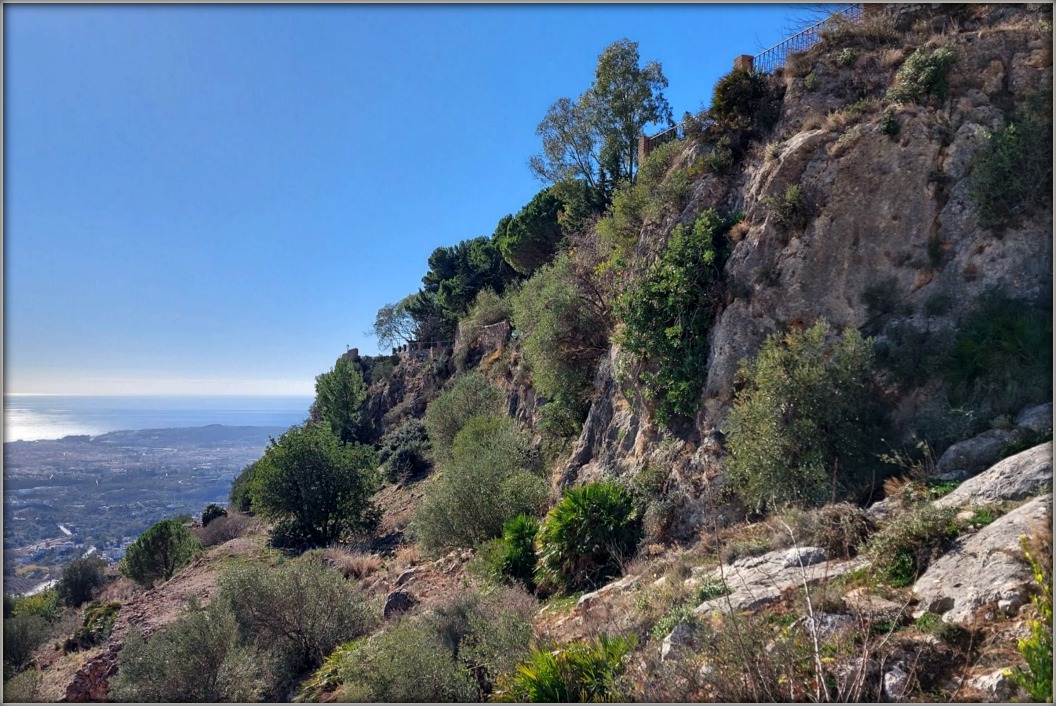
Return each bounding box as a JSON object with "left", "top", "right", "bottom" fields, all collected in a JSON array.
[
  {"left": 660, "top": 622, "right": 696, "bottom": 661},
  {"left": 883, "top": 664, "right": 910, "bottom": 701},
  {"left": 935, "top": 442, "right": 1052, "bottom": 508},
  {"left": 844, "top": 587, "right": 909, "bottom": 623},
  {"left": 1015, "top": 402, "right": 1053, "bottom": 433},
  {"left": 936, "top": 428, "right": 1015, "bottom": 477},
  {"left": 967, "top": 668, "right": 1017, "bottom": 701},
  {"left": 913, "top": 494, "right": 1052, "bottom": 625}
]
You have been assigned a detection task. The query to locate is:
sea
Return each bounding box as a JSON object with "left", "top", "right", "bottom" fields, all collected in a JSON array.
[{"left": 3, "top": 395, "right": 315, "bottom": 442}]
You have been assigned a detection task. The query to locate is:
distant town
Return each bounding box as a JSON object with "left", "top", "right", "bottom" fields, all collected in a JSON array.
[{"left": 3, "top": 425, "right": 286, "bottom": 595}]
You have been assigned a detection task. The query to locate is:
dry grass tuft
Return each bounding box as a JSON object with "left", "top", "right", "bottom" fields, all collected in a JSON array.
[
  {"left": 728, "top": 221, "right": 751, "bottom": 244},
  {"left": 325, "top": 548, "right": 383, "bottom": 580},
  {"left": 393, "top": 544, "right": 421, "bottom": 567}
]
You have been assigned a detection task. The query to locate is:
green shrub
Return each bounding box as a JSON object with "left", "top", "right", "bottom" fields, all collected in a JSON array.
[
  {"left": 63, "top": 600, "right": 120, "bottom": 653},
  {"left": 251, "top": 424, "right": 381, "bottom": 548},
  {"left": 201, "top": 503, "right": 227, "bottom": 527},
  {"left": 424, "top": 371, "right": 504, "bottom": 464},
  {"left": 596, "top": 140, "right": 686, "bottom": 259},
  {"left": 879, "top": 107, "right": 900, "bottom": 138},
  {"left": 378, "top": 418, "right": 432, "bottom": 482},
  {"left": 650, "top": 605, "right": 698, "bottom": 642},
  {"left": 886, "top": 46, "right": 956, "bottom": 103},
  {"left": 804, "top": 70, "right": 818, "bottom": 91},
  {"left": 3, "top": 668, "right": 41, "bottom": 702},
  {"left": 494, "top": 187, "right": 566, "bottom": 275},
  {"left": 511, "top": 253, "right": 608, "bottom": 438},
  {"left": 1008, "top": 532, "right": 1053, "bottom": 701},
  {"left": 313, "top": 352, "right": 370, "bottom": 444},
  {"left": 57, "top": 555, "right": 108, "bottom": 608},
  {"left": 866, "top": 503, "right": 959, "bottom": 586},
  {"left": 535, "top": 482, "right": 642, "bottom": 594},
  {"left": 120, "top": 519, "right": 201, "bottom": 587},
  {"left": 939, "top": 290, "right": 1052, "bottom": 426},
  {"left": 109, "top": 602, "right": 265, "bottom": 703},
  {"left": 499, "top": 515, "right": 540, "bottom": 593},
  {"left": 196, "top": 511, "right": 254, "bottom": 547},
  {"left": 219, "top": 559, "right": 379, "bottom": 675},
  {"left": 835, "top": 47, "right": 859, "bottom": 67},
  {"left": 970, "top": 117, "right": 1053, "bottom": 228},
  {"left": 413, "top": 415, "right": 547, "bottom": 551},
  {"left": 724, "top": 321, "right": 886, "bottom": 512},
  {"left": 710, "top": 68, "right": 783, "bottom": 149},
  {"left": 3, "top": 614, "right": 49, "bottom": 673},
  {"left": 494, "top": 634, "right": 635, "bottom": 702},
  {"left": 616, "top": 209, "right": 738, "bottom": 426},
  {"left": 763, "top": 183, "right": 811, "bottom": 231},
  {"left": 10, "top": 588, "right": 62, "bottom": 622},
  {"left": 304, "top": 587, "right": 536, "bottom": 703}
]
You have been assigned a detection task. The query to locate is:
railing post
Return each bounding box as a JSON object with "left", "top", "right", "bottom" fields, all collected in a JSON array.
[{"left": 734, "top": 54, "right": 754, "bottom": 72}]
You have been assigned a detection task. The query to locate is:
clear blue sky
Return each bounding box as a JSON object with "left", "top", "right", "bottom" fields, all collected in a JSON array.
[{"left": 5, "top": 3, "right": 806, "bottom": 396}]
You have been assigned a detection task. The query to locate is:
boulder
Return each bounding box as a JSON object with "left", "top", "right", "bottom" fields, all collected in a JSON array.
[
  {"left": 660, "top": 622, "right": 696, "bottom": 661},
  {"left": 968, "top": 668, "right": 1017, "bottom": 701},
  {"left": 383, "top": 589, "right": 416, "bottom": 618},
  {"left": 913, "top": 494, "right": 1052, "bottom": 625},
  {"left": 935, "top": 442, "right": 1052, "bottom": 508},
  {"left": 1015, "top": 402, "right": 1053, "bottom": 433},
  {"left": 883, "top": 664, "right": 910, "bottom": 701},
  {"left": 694, "top": 546, "right": 865, "bottom": 615},
  {"left": 936, "top": 429, "right": 1015, "bottom": 477}
]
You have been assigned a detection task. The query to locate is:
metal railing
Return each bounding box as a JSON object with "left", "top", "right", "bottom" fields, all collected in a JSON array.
[{"left": 753, "top": 4, "right": 863, "bottom": 74}]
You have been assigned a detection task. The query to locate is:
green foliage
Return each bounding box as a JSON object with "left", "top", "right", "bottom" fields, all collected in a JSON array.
[
  {"left": 453, "top": 287, "right": 514, "bottom": 370},
  {"left": 220, "top": 559, "right": 379, "bottom": 675},
  {"left": 940, "top": 290, "right": 1052, "bottom": 424},
  {"left": 3, "top": 613, "right": 49, "bottom": 673},
  {"left": 494, "top": 633, "right": 635, "bottom": 702},
  {"left": 879, "top": 107, "right": 901, "bottom": 138},
  {"left": 886, "top": 46, "right": 956, "bottom": 103},
  {"left": 120, "top": 519, "right": 201, "bottom": 587},
  {"left": 63, "top": 600, "right": 120, "bottom": 653},
  {"left": 423, "top": 236, "right": 518, "bottom": 320},
  {"left": 724, "top": 321, "right": 886, "bottom": 512},
  {"left": 495, "top": 188, "right": 566, "bottom": 275},
  {"left": 250, "top": 424, "right": 381, "bottom": 548},
  {"left": 423, "top": 371, "right": 504, "bottom": 464},
  {"left": 3, "top": 668, "right": 42, "bottom": 703},
  {"left": 500, "top": 515, "right": 540, "bottom": 593},
  {"left": 969, "top": 117, "right": 1053, "bottom": 228},
  {"left": 377, "top": 418, "right": 432, "bottom": 482},
  {"left": 110, "top": 602, "right": 265, "bottom": 703},
  {"left": 835, "top": 47, "right": 859, "bottom": 67},
  {"left": 511, "top": 253, "right": 608, "bottom": 437},
  {"left": 372, "top": 295, "right": 418, "bottom": 349},
  {"left": 10, "top": 589, "right": 61, "bottom": 622},
  {"left": 304, "top": 587, "right": 536, "bottom": 703},
  {"left": 866, "top": 504, "right": 959, "bottom": 586},
  {"left": 535, "top": 481, "right": 642, "bottom": 594},
  {"left": 616, "top": 209, "right": 737, "bottom": 425},
  {"left": 201, "top": 503, "right": 227, "bottom": 527},
  {"left": 804, "top": 70, "right": 818, "bottom": 91},
  {"left": 709, "top": 68, "right": 783, "bottom": 150},
  {"left": 762, "top": 183, "right": 811, "bottom": 231},
  {"left": 596, "top": 139, "right": 687, "bottom": 259},
  {"left": 1009, "top": 533, "right": 1053, "bottom": 701},
  {"left": 413, "top": 415, "right": 547, "bottom": 551},
  {"left": 228, "top": 461, "right": 259, "bottom": 513},
  {"left": 314, "top": 353, "right": 369, "bottom": 444},
  {"left": 650, "top": 604, "right": 697, "bottom": 642},
  {"left": 530, "top": 39, "right": 672, "bottom": 189},
  {"left": 58, "top": 555, "right": 107, "bottom": 607}
]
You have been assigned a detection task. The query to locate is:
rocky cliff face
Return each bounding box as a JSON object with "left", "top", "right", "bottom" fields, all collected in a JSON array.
[{"left": 558, "top": 5, "right": 1052, "bottom": 527}]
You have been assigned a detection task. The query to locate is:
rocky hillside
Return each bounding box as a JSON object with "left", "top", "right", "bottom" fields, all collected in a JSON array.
[{"left": 9, "top": 4, "right": 1052, "bottom": 703}]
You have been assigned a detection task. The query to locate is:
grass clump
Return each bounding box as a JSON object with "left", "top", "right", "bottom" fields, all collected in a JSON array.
[
  {"left": 615, "top": 209, "right": 738, "bottom": 426},
  {"left": 866, "top": 503, "right": 960, "bottom": 587},
  {"left": 763, "top": 184, "right": 811, "bottom": 232},
  {"left": 535, "top": 482, "right": 642, "bottom": 595},
  {"left": 724, "top": 321, "right": 886, "bottom": 513},
  {"left": 886, "top": 46, "right": 956, "bottom": 104},
  {"left": 494, "top": 633, "right": 635, "bottom": 702}
]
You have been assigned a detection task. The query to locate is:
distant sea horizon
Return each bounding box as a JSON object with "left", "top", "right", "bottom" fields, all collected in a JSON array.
[{"left": 3, "top": 394, "right": 314, "bottom": 442}]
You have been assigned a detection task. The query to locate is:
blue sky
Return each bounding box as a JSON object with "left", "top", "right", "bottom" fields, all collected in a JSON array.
[{"left": 5, "top": 3, "right": 805, "bottom": 396}]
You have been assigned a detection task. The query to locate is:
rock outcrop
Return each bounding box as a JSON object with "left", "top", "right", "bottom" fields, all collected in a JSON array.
[
  {"left": 913, "top": 493, "right": 1052, "bottom": 625},
  {"left": 935, "top": 442, "right": 1052, "bottom": 508}
]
